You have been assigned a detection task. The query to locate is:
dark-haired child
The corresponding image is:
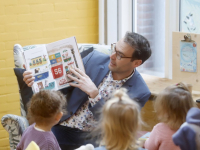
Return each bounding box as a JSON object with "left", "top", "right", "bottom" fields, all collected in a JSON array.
[{"left": 16, "top": 90, "right": 66, "bottom": 150}]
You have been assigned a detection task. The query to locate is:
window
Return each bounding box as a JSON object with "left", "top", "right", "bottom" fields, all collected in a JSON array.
[
  {"left": 133, "top": 0, "right": 165, "bottom": 77},
  {"left": 99, "top": 0, "right": 179, "bottom": 78}
]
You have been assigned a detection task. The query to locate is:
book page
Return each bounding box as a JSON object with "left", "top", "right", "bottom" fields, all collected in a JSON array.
[
  {"left": 46, "top": 36, "right": 85, "bottom": 90},
  {"left": 138, "top": 132, "right": 151, "bottom": 141},
  {"left": 23, "top": 45, "right": 58, "bottom": 93}
]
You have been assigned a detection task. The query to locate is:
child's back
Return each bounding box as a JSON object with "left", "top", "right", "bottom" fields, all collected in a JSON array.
[
  {"left": 144, "top": 123, "right": 180, "bottom": 150},
  {"left": 17, "top": 123, "right": 60, "bottom": 150},
  {"left": 144, "top": 82, "right": 195, "bottom": 150},
  {"left": 16, "top": 90, "right": 66, "bottom": 150},
  {"left": 94, "top": 88, "right": 146, "bottom": 150}
]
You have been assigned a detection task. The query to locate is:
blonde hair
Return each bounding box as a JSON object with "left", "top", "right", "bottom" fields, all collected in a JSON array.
[
  {"left": 154, "top": 82, "right": 195, "bottom": 130},
  {"left": 97, "top": 88, "right": 141, "bottom": 150}
]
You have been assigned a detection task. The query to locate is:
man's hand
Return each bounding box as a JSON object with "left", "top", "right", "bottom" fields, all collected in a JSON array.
[
  {"left": 67, "top": 68, "right": 99, "bottom": 98},
  {"left": 23, "top": 71, "right": 35, "bottom": 87}
]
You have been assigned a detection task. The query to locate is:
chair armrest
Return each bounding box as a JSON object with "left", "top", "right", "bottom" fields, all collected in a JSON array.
[{"left": 1, "top": 114, "right": 29, "bottom": 150}]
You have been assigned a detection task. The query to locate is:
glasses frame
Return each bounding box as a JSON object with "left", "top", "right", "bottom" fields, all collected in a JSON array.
[{"left": 111, "top": 43, "right": 133, "bottom": 60}]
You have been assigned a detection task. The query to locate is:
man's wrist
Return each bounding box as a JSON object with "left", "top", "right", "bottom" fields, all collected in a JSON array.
[{"left": 89, "top": 89, "right": 99, "bottom": 99}]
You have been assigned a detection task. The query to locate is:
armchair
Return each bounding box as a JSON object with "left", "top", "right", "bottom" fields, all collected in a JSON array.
[{"left": 1, "top": 43, "right": 111, "bottom": 150}]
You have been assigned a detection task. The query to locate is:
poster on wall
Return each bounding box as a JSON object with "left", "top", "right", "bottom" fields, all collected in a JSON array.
[
  {"left": 180, "top": 41, "right": 197, "bottom": 72},
  {"left": 180, "top": 0, "right": 200, "bottom": 33}
]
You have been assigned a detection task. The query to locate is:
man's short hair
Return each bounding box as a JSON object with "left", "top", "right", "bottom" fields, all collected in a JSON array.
[{"left": 124, "top": 32, "right": 152, "bottom": 64}]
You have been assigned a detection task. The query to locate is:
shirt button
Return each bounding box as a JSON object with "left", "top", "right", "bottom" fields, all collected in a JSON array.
[{"left": 70, "top": 111, "right": 73, "bottom": 115}]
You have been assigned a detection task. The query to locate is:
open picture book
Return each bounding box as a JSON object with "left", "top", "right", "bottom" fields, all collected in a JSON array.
[{"left": 23, "top": 36, "right": 85, "bottom": 93}]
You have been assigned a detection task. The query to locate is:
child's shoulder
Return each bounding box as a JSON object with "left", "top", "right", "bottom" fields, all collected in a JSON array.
[
  {"left": 154, "top": 123, "right": 176, "bottom": 134},
  {"left": 154, "top": 122, "right": 167, "bottom": 127},
  {"left": 154, "top": 123, "right": 170, "bottom": 130},
  {"left": 23, "top": 123, "right": 35, "bottom": 132}
]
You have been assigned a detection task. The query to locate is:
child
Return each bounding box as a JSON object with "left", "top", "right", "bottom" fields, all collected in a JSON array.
[
  {"left": 144, "top": 82, "right": 195, "bottom": 150},
  {"left": 94, "top": 88, "right": 146, "bottom": 150},
  {"left": 16, "top": 90, "right": 66, "bottom": 150}
]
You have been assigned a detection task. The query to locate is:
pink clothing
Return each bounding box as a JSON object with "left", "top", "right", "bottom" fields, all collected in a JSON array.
[{"left": 144, "top": 123, "right": 180, "bottom": 150}]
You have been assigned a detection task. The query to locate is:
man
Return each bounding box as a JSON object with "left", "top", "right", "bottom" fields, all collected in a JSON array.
[{"left": 23, "top": 32, "right": 152, "bottom": 149}]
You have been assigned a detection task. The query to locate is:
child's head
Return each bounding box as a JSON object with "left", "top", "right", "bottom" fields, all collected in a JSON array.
[
  {"left": 154, "top": 82, "right": 195, "bottom": 130},
  {"left": 98, "top": 88, "right": 141, "bottom": 150},
  {"left": 28, "top": 90, "right": 66, "bottom": 126}
]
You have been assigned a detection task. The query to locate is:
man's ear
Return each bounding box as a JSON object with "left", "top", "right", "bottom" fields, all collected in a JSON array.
[{"left": 133, "top": 60, "right": 142, "bottom": 68}]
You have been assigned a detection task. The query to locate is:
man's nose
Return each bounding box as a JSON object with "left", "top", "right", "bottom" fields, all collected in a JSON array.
[{"left": 110, "top": 51, "right": 116, "bottom": 59}]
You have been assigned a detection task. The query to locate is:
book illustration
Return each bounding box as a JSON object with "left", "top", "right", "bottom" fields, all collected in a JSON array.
[
  {"left": 24, "top": 36, "right": 85, "bottom": 93},
  {"left": 180, "top": 41, "right": 197, "bottom": 72},
  {"left": 29, "top": 55, "right": 47, "bottom": 69},
  {"left": 37, "top": 82, "right": 44, "bottom": 90},
  {"left": 62, "top": 49, "right": 76, "bottom": 81},
  {"left": 34, "top": 80, "right": 55, "bottom": 92},
  {"left": 34, "top": 71, "right": 49, "bottom": 82},
  {"left": 47, "top": 44, "right": 79, "bottom": 88},
  {"left": 62, "top": 49, "right": 76, "bottom": 69},
  {"left": 51, "top": 64, "right": 64, "bottom": 79},
  {"left": 62, "top": 46, "right": 78, "bottom": 67},
  {"left": 138, "top": 132, "right": 151, "bottom": 141},
  {"left": 49, "top": 52, "right": 62, "bottom": 65},
  {"left": 44, "top": 81, "right": 55, "bottom": 90},
  {"left": 23, "top": 45, "right": 50, "bottom": 85}
]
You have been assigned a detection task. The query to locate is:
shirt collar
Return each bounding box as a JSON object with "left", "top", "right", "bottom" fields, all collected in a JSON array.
[{"left": 106, "top": 69, "right": 135, "bottom": 84}]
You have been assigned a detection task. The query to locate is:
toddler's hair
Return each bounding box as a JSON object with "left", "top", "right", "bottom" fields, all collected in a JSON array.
[
  {"left": 97, "top": 88, "right": 142, "bottom": 150},
  {"left": 154, "top": 82, "right": 195, "bottom": 130},
  {"left": 28, "top": 90, "right": 66, "bottom": 125}
]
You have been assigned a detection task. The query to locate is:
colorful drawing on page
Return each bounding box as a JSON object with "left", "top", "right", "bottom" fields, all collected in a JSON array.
[
  {"left": 44, "top": 81, "right": 55, "bottom": 90},
  {"left": 59, "top": 78, "right": 67, "bottom": 85},
  {"left": 62, "top": 50, "right": 72, "bottom": 63},
  {"left": 49, "top": 52, "right": 62, "bottom": 65},
  {"left": 37, "top": 82, "right": 44, "bottom": 90},
  {"left": 138, "top": 132, "right": 151, "bottom": 141},
  {"left": 29, "top": 55, "right": 47, "bottom": 69},
  {"left": 51, "top": 64, "right": 64, "bottom": 79},
  {"left": 68, "top": 61, "right": 75, "bottom": 69},
  {"left": 180, "top": 41, "right": 197, "bottom": 72},
  {"left": 34, "top": 71, "right": 49, "bottom": 82},
  {"left": 65, "top": 66, "right": 69, "bottom": 73},
  {"left": 55, "top": 77, "right": 68, "bottom": 87}
]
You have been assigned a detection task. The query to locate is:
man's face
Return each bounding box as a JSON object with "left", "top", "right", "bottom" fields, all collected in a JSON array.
[{"left": 108, "top": 39, "right": 141, "bottom": 79}]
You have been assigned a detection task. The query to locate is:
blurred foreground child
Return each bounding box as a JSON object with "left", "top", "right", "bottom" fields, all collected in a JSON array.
[
  {"left": 144, "top": 82, "right": 195, "bottom": 150},
  {"left": 94, "top": 88, "right": 146, "bottom": 150}
]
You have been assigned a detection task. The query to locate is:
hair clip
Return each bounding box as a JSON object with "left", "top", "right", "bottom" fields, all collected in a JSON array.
[{"left": 176, "top": 83, "right": 182, "bottom": 88}]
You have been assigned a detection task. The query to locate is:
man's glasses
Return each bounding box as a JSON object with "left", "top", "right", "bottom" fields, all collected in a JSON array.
[{"left": 111, "top": 43, "right": 132, "bottom": 60}]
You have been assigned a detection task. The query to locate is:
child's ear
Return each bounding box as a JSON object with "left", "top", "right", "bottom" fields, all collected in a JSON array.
[{"left": 55, "top": 112, "right": 63, "bottom": 122}]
